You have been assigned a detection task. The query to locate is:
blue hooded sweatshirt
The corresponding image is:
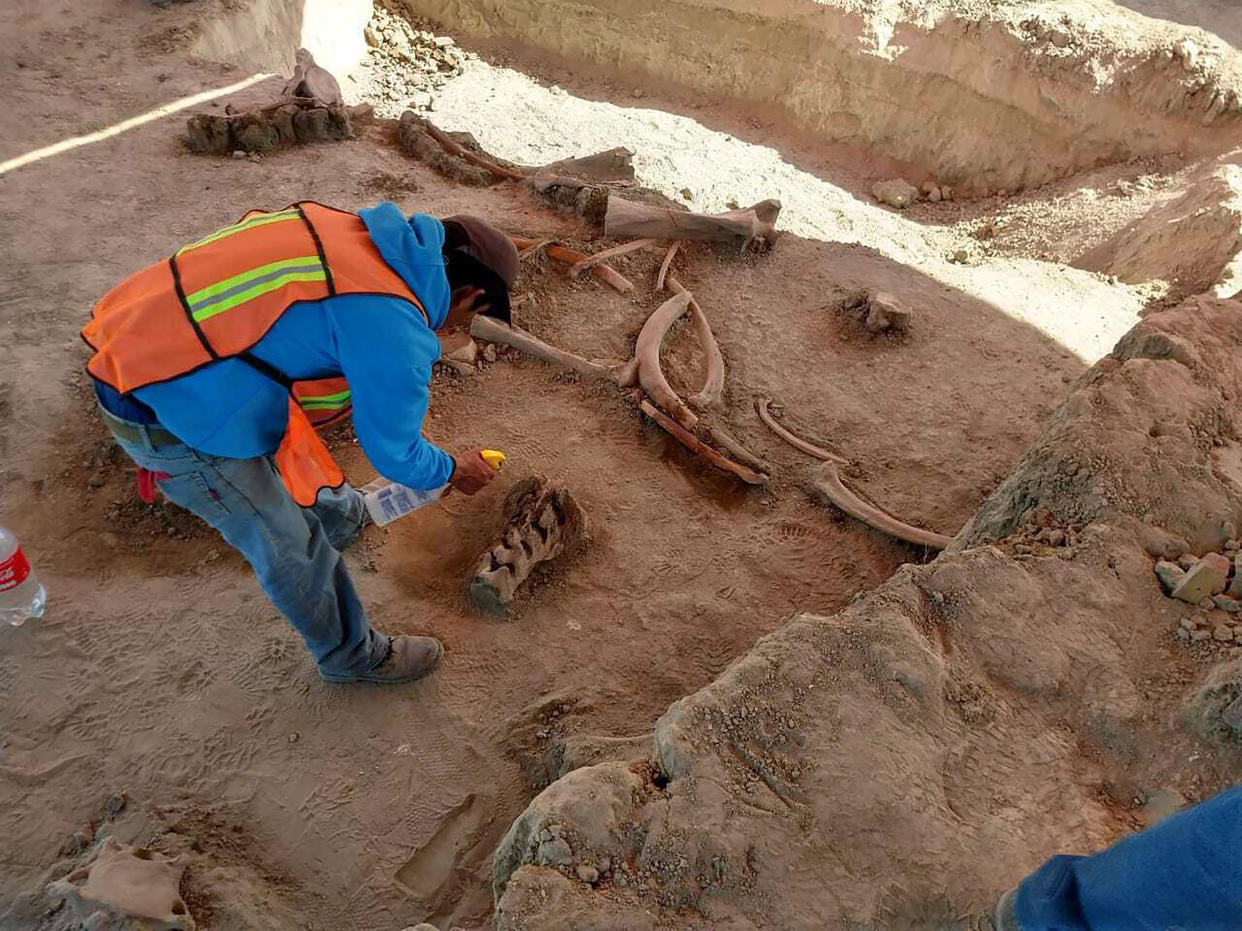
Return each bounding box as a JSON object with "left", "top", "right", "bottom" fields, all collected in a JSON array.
[{"left": 94, "top": 202, "right": 456, "bottom": 492}]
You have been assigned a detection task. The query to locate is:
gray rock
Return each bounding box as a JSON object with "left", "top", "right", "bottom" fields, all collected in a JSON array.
[
  {"left": 483, "top": 343, "right": 497, "bottom": 363},
  {"left": 1223, "top": 695, "right": 1242, "bottom": 732},
  {"left": 1230, "top": 554, "right": 1242, "bottom": 599},
  {"left": 1192, "top": 628, "right": 1212, "bottom": 641},
  {"left": 872, "top": 178, "right": 919, "bottom": 209},
  {"left": 60, "top": 831, "right": 93, "bottom": 856},
  {"left": 1171, "top": 553, "right": 1232, "bottom": 603},
  {"left": 1214, "top": 624, "right": 1234, "bottom": 642},
  {"left": 575, "top": 863, "right": 600, "bottom": 884},
  {"left": 1154, "top": 560, "right": 1186, "bottom": 594},
  {"left": 864, "top": 292, "right": 913, "bottom": 334},
  {"left": 536, "top": 837, "right": 573, "bottom": 867},
  {"left": 1178, "top": 553, "right": 1200, "bottom": 571},
  {"left": 1213, "top": 594, "right": 1241, "bottom": 614}
]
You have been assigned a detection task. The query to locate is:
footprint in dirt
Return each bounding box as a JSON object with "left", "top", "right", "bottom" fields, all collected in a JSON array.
[{"left": 395, "top": 793, "right": 499, "bottom": 922}]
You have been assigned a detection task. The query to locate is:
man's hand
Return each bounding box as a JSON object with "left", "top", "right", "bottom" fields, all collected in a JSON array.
[{"left": 450, "top": 450, "right": 497, "bottom": 495}]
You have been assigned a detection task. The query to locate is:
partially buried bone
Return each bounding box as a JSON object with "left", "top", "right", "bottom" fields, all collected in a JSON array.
[
  {"left": 470, "top": 478, "right": 587, "bottom": 613},
  {"left": 47, "top": 839, "right": 193, "bottom": 930}
]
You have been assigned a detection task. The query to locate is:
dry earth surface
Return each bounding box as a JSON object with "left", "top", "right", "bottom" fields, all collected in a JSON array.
[{"left": 2, "top": 1, "right": 1242, "bottom": 929}]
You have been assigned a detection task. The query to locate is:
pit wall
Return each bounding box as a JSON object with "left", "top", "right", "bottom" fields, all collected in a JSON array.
[
  {"left": 391, "top": 0, "right": 1242, "bottom": 193},
  {"left": 193, "top": 0, "right": 373, "bottom": 80}
]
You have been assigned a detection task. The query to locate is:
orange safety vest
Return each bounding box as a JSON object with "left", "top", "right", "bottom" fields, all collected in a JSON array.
[{"left": 83, "top": 202, "right": 428, "bottom": 506}]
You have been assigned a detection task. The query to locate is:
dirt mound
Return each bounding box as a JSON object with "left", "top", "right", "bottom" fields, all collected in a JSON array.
[
  {"left": 491, "top": 294, "right": 1242, "bottom": 928},
  {"left": 396, "top": 0, "right": 1242, "bottom": 193}
]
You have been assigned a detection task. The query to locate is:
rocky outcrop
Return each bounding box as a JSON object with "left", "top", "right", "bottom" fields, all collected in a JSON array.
[{"left": 491, "top": 295, "right": 1242, "bottom": 929}]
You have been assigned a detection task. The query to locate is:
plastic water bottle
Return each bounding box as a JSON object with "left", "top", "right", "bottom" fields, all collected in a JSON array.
[
  {"left": 0, "top": 527, "right": 46, "bottom": 626},
  {"left": 361, "top": 450, "right": 507, "bottom": 527},
  {"left": 361, "top": 479, "right": 449, "bottom": 526}
]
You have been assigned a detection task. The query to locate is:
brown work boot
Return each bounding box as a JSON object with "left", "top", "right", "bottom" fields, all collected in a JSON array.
[{"left": 336, "top": 635, "right": 443, "bottom": 684}]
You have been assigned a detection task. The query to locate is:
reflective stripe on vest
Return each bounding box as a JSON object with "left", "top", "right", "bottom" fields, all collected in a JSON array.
[
  {"left": 177, "top": 208, "right": 303, "bottom": 255},
  {"left": 185, "top": 255, "right": 328, "bottom": 323},
  {"left": 293, "top": 376, "right": 353, "bottom": 427}
]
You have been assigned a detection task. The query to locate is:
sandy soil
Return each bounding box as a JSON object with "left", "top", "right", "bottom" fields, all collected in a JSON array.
[{"left": 2, "top": 1, "right": 1241, "bottom": 929}]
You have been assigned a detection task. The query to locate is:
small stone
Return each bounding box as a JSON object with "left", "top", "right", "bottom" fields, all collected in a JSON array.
[
  {"left": 1191, "top": 628, "right": 1212, "bottom": 641},
  {"left": 679, "top": 187, "right": 693, "bottom": 201},
  {"left": 872, "top": 178, "right": 919, "bottom": 209},
  {"left": 922, "top": 182, "right": 941, "bottom": 201},
  {"left": 1225, "top": 538, "right": 1239, "bottom": 552},
  {"left": 1200, "top": 598, "right": 1215, "bottom": 611},
  {"left": 537, "top": 837, "right": 573, "bottom": 867},
  {"left": 633, "top": 88, "right": 645, "bottom": 98},
  {"left": 575, "top": 863, "right": 600, "bottom": 884},
  {"left": 288, "top": 732, "right": 300, "bottom": 743},
  {"left": 941, "top": 186, "right": 954, "bottom": 201},
  {"left": 1154, "top": 560, "right": 1186, "bottom": 594},
  {"left": 951, "top": 248, "right": 969, "bottom": 264},
  {"left": 232, "top": 150, "right": 247, "bottom": 159},
  {"left": 864, "top": 292, "right": 913, "bottom": 334},
  {"left": 1176, "top": 38, "right": 1200, "bottom": 70},
  {"left": 60, "top": 830, "right": 93, "bottom": 856},
  {"left": 483, "top": 343, "right": 497, "bottom": 363},
  {"left": 105, "top": 792, "right": 127, "bottom": 816},
  {"left": 1178, "top": 627, "right": 1191, "bottom": 640},
  {"left": 1180, "top": 617, "right": 1198, "bottom": 632},
  {"left": 1046, "top": 529, "right": 1066, "bottom": 547},
  {"left": 1178, "top": 554, "right": 1199, "bottom": 571},
  {"left": 434, "top": 35, "right": 455, "bottom": 48},
  {"left": 1214, "top": 624, "right": 1234, "bottom": 642},
  {"left": 364, "top": 26, "right": 379, "bottom": 46},
  {"left": 1014, "top": 543, "right": 1033, "bottom": 556},
  {"left": 1229, "top": 554, "right": 1242, "bottom": 599},
  {"left": 1171, "top": 553, "right": 1232, "bottom": 603},
  {"left": 1222, "top": 696, "right": 1242, "bottom": 732},
  {"left": 1213, "top": 594, "right": 1241, "bottom": 614}
]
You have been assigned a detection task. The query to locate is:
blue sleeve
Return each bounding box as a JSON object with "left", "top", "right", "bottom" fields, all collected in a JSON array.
[{"left": 330, "top": 295, "right": 454, "bottom": 491}]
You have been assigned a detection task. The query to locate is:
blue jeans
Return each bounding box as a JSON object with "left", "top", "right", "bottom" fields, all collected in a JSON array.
[
  {"left": 104, "top": 413, "right": 389, "bottom": 679},
  {"left": 1015, "top": 786, "right": 1242, "bottom": 930}
]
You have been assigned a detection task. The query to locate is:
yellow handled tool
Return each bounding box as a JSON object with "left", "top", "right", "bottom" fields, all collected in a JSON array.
[{"left": 481, "top": 449, "right": 507, "bottom": 471}]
